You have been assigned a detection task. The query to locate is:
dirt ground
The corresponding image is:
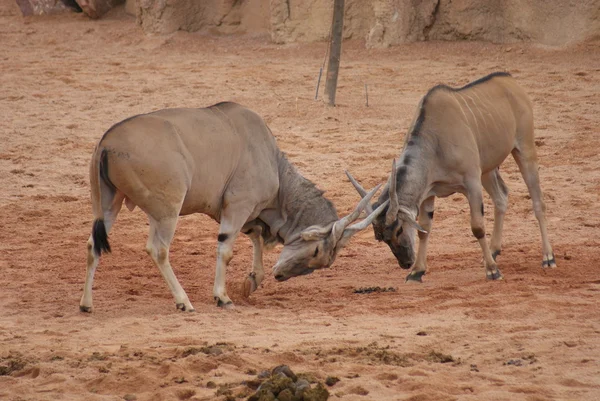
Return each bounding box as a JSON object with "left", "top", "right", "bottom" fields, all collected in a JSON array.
[{"left": 1, "top": 3, "right": 600, "bottom": 401}]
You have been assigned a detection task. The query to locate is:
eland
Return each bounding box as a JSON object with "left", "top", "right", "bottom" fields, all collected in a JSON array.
[
  {"left": 347, "top": 72, "right": 556, "bottom": 282},
  {"left": 80, "top": 102, "right": 387, "bottom": 312}
]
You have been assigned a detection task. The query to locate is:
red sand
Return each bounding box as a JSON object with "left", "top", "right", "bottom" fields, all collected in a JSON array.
[{"left": 1, "top": 4, "right": 599, "bottom": 401}]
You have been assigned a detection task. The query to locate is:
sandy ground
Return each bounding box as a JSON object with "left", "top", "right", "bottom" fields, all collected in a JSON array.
[{"left": 1, "top": 3, "right": 600, "bottom": 401}]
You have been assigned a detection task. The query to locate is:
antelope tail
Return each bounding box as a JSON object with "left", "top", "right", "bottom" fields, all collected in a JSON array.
[{"left": 90, "top": 148, "right": 114, "bottom": 257}]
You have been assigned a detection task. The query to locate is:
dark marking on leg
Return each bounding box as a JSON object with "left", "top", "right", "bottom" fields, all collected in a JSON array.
[
  {"left": 406, "top": 270, "right": 425, "bottom": 283},
  {"left": 215, "top": 297, "right": 233, "bottom": 308},
  {"left": 472, "top": 227, "right": 485, "bottom": 239},
  {"left": 427, "top": 211, "right": 434, "bottom": 219},
  {"left": 486, "top": 268, "right": 503, "bottom": 280},
  {"left": 542, "top": 254, "right": 556, "bottom": 268},
  {"left": 217, "top": 233, "right": 229, "bottom": 242},
  {"left": 481, "top": 203, "right": 484, "bottom": 216},
  {"left": 404, "top": 154, "right": 412, "bottom": 165},
  {"left": 492, "top": 250, "right": 501, "bottom": 261}
]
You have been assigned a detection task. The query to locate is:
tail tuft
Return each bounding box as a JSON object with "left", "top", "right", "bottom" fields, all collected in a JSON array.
[{"left": 92, "top": 219, "right": 111, "bottom": 256}]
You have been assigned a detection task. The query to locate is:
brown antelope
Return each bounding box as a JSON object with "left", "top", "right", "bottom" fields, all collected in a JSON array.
[
  {"left": 347, "top": 72, "right": 556, "bottom": 282},
  {"left": 81, "top": 102, "right": 388, "bottom": 312}
]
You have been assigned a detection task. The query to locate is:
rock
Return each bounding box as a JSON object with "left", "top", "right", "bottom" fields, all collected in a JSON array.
[
  {"left": 302, "top": 383, "right": 330, "bottom": 401},
  {"left": 135, "top": 0, "right": 599, "bottom": 47},
  {"left": 272, "top": 365, "right": 298, "bottom": 382},
  {"left": 324, "top": 376, "right": 340, "bottom": 387},
  {"left": 136, "top": 0, "right": 270, "bottom": 35},
  {"left": 277, "top": 388, "right": 295, "bottom": 401},
  {"left": 247, "top": 388, "right": 276, "bottom": 401},
  {"left": 206, "top": 381, "right": 217, "bottom": 389},
  {"left": 257, "top": 370, "right": 271, "bottom": 379},
  {"left": 294, "top": 379, "right": 310, "bottom": 399},
  {"left": 123, "top": 394, "right": 137, "bottom": 401},
  {"left": 75, "top": 0, "right": 124, "bottom": 19},
  {"left": 267, "top": 372, "right": 294, "bottom": 395},
  {"left": 15, "top": 0, "right": 73, "bottom": 16}
]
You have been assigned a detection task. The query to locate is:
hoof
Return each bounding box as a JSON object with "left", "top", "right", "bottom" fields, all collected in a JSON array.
[
  {"left": 242, "top": 273, "right": 258, "bottom": 298},
  {"left": 79, "top": 305, "right": 92, "bottom": 313},
  {"left": 176, "top": 303, "right": 195, "bottom": 312},
  {"left": 405, "top": 270, "right": 425, "bottom": 283},
  {"left": 215, "top": 297, "right": 234, "bottom": 309},
  {"left": 491, "top": 250, "right": 501, "bottom": 261},
  {"left": 486, "top": 268, "right": 504, "bottom": 281},
  {"left": 542, "top": 254, "right": 557, "bottom": 269}
]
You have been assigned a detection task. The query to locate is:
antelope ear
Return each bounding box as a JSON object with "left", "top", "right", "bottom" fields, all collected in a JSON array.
[
  {"left": 300, "top": 224, "right": 334, "bottom": 241},
  {"left": 398, "top": 207, "right": 428, "bottom": 234},
  {"left": 409, "top": 220, "right": 428, "bottom": 234}
]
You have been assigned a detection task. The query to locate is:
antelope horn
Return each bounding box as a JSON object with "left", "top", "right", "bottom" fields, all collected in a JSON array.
[
  {"left": 333, "top": 199, "right": 390, "bottom": 251},
  {"left": 345, "top": 170, "right": 373, "bottom": 214},
  {"left": 344, "top": 199, "right": 390, "bottom": 233},
  {"left": 332, "top": 183, "right": 381, "bottom": 241},
  {"left": 385, "top": 158, "right": 400, "bottom": 225}
]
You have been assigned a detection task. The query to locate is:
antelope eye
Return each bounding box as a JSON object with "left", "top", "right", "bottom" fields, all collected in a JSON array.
[{"left": 313, "top": 246, "right": 319, "bottom": 257}]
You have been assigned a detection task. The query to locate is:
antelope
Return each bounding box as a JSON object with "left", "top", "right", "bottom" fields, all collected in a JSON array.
[
  {"left": 80, "top": 102, "right": 387, "bottom": 312},
  {"left": 347, "top": 72, "right": 556, "bottom": 282}
]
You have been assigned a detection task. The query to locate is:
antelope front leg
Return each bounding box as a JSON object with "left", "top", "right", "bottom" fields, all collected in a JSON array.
[
  {"left": 466, "top": 179, "right": 503, "bottom": 280},
  {"left": 406, "top": 196, "right": 435, "bottom": 283},
  {"left": 482, "top": 169, "right": 509, "bottom": 261},
  {"left": 242, "top": 226, "right": 265, "bottom": 298},
  {"left": 214, "top": 205, "right": 254, "bottom": 308},
  {"left": 214, "top": 231, "right": 238, "bottom": 309}
]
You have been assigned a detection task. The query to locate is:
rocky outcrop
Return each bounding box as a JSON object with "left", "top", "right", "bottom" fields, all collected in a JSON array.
[
  {"left": 15, "top": 0, "right": 77, "bottom": 15},
  {"left": 74, "top": 0, "right": 124, "bottom": 19},
  {"left": 365, "top": 0, "right": 600, "bottom": 47},
  {"left": 128, "top": 0, "right": 600, "bottom": 46},
  {"left": 133, "top": 0, "right": 269, "bottom": 35}
]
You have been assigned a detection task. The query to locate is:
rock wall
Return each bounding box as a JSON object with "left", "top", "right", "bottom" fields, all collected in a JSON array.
[
  {"left": 132, "top": 0, "right": 600, "bottom": 46},
  {"left": 133, "top": 0, "right": 270, "bottom": 35}
]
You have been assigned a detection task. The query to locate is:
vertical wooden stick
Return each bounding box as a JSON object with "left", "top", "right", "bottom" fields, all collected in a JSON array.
[{"left": 324, "top": 0, "right": 345, "bottom": 106}]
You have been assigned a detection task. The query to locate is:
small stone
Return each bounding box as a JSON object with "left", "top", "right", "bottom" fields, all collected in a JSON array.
[
  {"left": 244, "top": 379, "right": 263, "bottom": 390},
  {"left": 294, "top": 379, "right": 310, "bottom": 398},
  {"left": 302, "top": 383, "right": 330, "bottom": 401},
  {"left": 277, "top": 388, "right": 294, "bottom": 401},
  {"left": 269, "top": 372, "right": 294, "bottom": 394},
  {"left": 325, "top": 376, "right": 340, "bottom": 386},
  {"left": 206, "top": 381, "right": 217, "bottom": 389},
  {"left": 123, "top": 394, "right": 137, "bottom": 401},
  {"left": 349, "top": 386, "right": 369, "bottom": 396},
  {"left": 272, "top": 365, "right": 297, "bottom": 381},
  {"left": 248, "top": 388, "right": 276, "bottom": 401},
  {"left": 257, "top": 370, "right": 271, "bottom": 379}
]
